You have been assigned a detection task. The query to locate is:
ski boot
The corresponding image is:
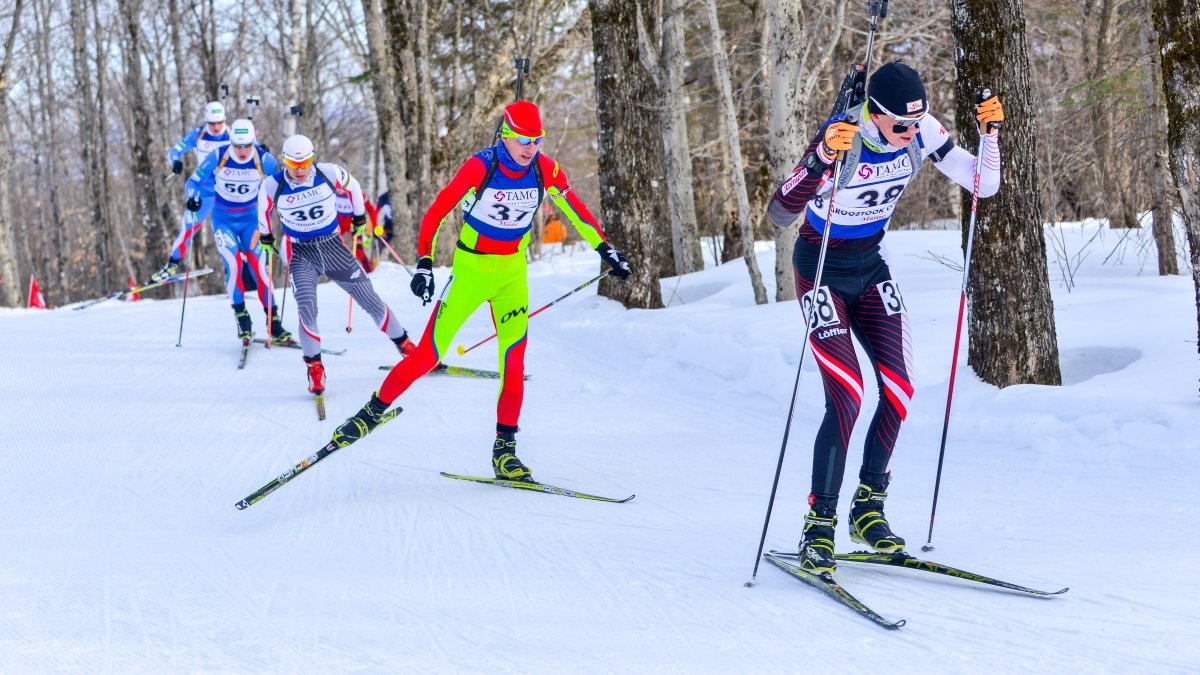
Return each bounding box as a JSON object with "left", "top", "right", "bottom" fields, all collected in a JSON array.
[
  {"left": 304, "top": 355, "right": 326, "bottom": 395},
  {"left": 392, "top": 332, "right": 418, "bottom": 358},
  {"left": 492, "top": 427, "right": 532, "bottom": 482},
  {"left": 269, "top": 311, "right": 294, "bottom": 344},
  {"left": 149, "top": 260, "right": 181, "bottom": 284},
  {"left": 798, "top": 499, "right": 838, "bottom": 575},
  {"left": 848, "top": 471, "right": 906, "bottom": 553},
  {"left": 332, "top": 393, "right": 393, "bottom": 446},
  {"left": 233, "top": 305, "right": 253, "bottom": 342}
]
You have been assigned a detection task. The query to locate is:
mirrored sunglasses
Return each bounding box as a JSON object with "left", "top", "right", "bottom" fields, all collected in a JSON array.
[
  {"left": 284, "top": 156, "right": 314, "bottom": 169},
  {"left": 515, "top": 135, "right": 544, "bottom": 146}
]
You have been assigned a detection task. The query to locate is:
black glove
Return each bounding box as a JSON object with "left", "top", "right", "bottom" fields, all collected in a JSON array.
[
  {"left": 259, "top": 232, "right": 277, "bottom": 256},
  {"left": 172, "top": 159, "right": 183, "bottom": 175},
  {"left": 596, "top": 242, "right": 631, "bottom": 279},
  {"left": 351, "top": 213, "right": 368, "bottom": 238},
  {"left": 257, "top": 142, "right": 271, "bottom": 153},
  {"left": 186, "top": 195, "right": 202, "bottom": 212},
  {"left": 410, "top": 256, "right": 434, "bottom": 304}
]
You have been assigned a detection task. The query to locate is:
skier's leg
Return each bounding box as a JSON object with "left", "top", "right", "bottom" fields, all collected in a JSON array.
[
  {"left": 288, "top": 239, "right": 324, "bottom": 358},
  {"left": 319, "top": 234, "right": 408, "bottom": 342},
  {"left": 488, "top": 255, "right": 531, "bottom": 480},
  {"left": 377, "top": 249, "right": 490, "bottom": 404}
]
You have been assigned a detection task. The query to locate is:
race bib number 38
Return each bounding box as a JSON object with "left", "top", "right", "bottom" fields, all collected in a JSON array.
[{"left": 801, "top": 285, "right": 840, "bottom": 330}]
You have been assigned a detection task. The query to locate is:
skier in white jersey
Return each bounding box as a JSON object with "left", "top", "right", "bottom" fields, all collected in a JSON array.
[
  {"left": 151, "top": 101, "right": 231, "bottom": 282},
  {"left": 257, "top": 135, "right": 416, "bottom": 395},
  {"left": 182, "top": 119, "right": 292, "bottom": 342},
  {"left": 767, "top": 61, "right": 1004, "bottom": 575}
]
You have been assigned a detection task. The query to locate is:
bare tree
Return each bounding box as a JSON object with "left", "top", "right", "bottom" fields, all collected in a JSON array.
[
  {"left": 952, "top": 0, "right": 1061, "bottom": 386},
  {"left": 1149, "top": 0, "right": 1200, "bottom": 370},
  {"left": 590, "top": 0, "right": 671, "bottom": 308},
  {"left": 0, "top": 0, "right": 25, "bottom": 307},
  {"left": 1136, "top": 0, "right": 1178, "bottom": 275},
  {"left": 765, "top": 0, "right": 844, "bottom": 302},
  {"left": 363, "top": 0, "right": 414, "bottom": 255},
  {"left": 638, "top": 0, "right": 703, "bottom": 276},
  {"left": 704, "top": 0, "right": 766, "bottom": 303}
]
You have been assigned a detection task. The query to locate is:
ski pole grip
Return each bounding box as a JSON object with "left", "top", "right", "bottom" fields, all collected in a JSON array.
[{"left": 977, "top": 88, "right": 1002, "bottom": 132}]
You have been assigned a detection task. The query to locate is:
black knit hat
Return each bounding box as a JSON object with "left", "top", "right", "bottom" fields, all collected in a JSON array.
[{"left": 868, "top": 61, "right": 927, "bottom": 118}]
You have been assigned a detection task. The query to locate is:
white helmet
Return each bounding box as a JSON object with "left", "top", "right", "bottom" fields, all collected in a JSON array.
[
  {"left": 204, "top": 101, "right": 226, "bottom": 123},
  {"left": 229, "top": 119, "right": 256, "bottom": 146},
  {"left": 282, "top": 134, "right": 315, "bottom": 166}
]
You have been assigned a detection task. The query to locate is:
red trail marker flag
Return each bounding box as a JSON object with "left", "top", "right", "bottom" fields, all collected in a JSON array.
[{"left": 27, "top": 276, "right": 46, "bottom": 309}]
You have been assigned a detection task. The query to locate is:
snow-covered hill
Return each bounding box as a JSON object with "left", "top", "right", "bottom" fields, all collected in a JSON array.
[{"left": 2, "top": 224, "right": 1197, "bottom": 673}]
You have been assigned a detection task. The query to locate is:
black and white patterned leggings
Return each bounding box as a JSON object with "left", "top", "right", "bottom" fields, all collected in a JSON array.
[{"left": 286, "top": 232, "right": 406, "bottom": 358}]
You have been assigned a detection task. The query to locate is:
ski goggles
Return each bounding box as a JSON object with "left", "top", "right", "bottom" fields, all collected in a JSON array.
[
  {"left": 500, "top": 122, "right": 544, "bottom": 146},
  {"left": 283, "top": 155, "right": 314, "bottom": 170},
  {"left": 869, "top": 98, "right": 925, "bottom": 131}
]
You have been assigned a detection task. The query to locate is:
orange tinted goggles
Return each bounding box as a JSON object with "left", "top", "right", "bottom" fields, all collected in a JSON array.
[{"left": 284, "top": 155, "right": 314, "bottom": 170}]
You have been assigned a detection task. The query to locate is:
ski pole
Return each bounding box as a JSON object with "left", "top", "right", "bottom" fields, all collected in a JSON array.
[
  {"left": 346, "top": 233, "right": 357, "bottom": 333},
  {"left": 264, "top": 249, "right": 275, "bottom": 349},
  {"left": 279, "top": 256, "right": 291, "bottom": 323},
  {"left": 175, "top": 243, "right": 194, "bottom": 347},
  {"left": 746, "top": 0, "right": 888, "bottom": 587},
  {"left": 922, "top": 89, "right": 1000, "bottom": 553},
  {"left": 455, "top": 270, "right": 609, "bottom": 356},
  {"left": 371, "top": 225, "right": 415, "bottom": 278}
]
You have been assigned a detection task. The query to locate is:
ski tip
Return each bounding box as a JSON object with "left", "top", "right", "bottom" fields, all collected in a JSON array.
[
  {"left": 234, "top": 499, "right": 249, "bottom": 510},
  {"left": 888, "top": 619, "right": 907, "bottom": 630}
]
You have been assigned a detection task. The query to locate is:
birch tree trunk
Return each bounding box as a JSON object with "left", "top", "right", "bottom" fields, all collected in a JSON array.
[
  {"left": 766, "top": 0, "right": 844, "bottom": 301},
  {"left": 952, "top": 0, "right": 1061, "bottom": 386},
  {"left": 705, "top": 0, "right": 766, "bottom": 304},
  {"left": 0, "top": 0, "right": 25, "bottom": 307},
  {"left": 1137, "top": 0, "right": 1178, "bottom": 275},
  {"left": 1149, "top": 0, "right": 1200, "bottom": 375},
  {"left": 645, "top": 0, "right": 702, "bottom": 276},
  {"left": 590, "top": 0, "right": 670, "bottom": 309},
  {"left": 363, "top": 0, "right": 415, "bottom": 256}
]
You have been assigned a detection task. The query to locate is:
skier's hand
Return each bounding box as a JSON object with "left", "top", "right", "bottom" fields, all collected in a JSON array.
[
  {"left": 820, "top": 121, "right": 859, "bottom": 163},
  {"left": 259, "top": 232, "right": 277, "bottom": 257},
  {"left": 410, "top": 256, "right": 435, "bottom": 305},
  {"left": 351, "top": 213, "right": 368, "bottom": 239},
  {"left": 186, "top": 195, "right": 202, "bottom": 212},
  {"left": 596, "top": 242, "right": 631, "bottom": 279},
  {"left": 976, "top": 94, "right": 1004, "bottom": 135},
  {"left": 172, "top": 159, "right": 183, "bottom": 175}
]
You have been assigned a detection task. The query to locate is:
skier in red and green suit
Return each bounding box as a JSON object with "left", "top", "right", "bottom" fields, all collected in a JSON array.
[{"left": 329, "top": 100, "right": 632, "bottom": 480}]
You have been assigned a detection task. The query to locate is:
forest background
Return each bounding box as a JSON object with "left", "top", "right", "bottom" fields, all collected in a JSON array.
[{"left": 0, "top": 0, "right": 1197, "bottom": 391}]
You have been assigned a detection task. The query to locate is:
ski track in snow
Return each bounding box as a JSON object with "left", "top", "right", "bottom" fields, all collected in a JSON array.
[{"left": 2, "top": 227, "right": 1199, "bottom": 673}]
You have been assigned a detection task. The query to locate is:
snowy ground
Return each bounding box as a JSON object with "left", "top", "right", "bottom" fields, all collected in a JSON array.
[{"left": 2, "top": 223, "right": 1198, "bottom": 674}]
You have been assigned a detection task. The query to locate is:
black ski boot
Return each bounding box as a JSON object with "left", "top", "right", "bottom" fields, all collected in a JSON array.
[
  {"left": 269, "top": 311, "right": 294, "bottom": 344},
  {"left": 798, "top": 499, "right": 838, "bottom": 575},
  {"left": 492, "top": 426, "right": 532, "bottom": 482},
  {"left": 233, "top": 304, "right": 253, "bottom": 341},
  {"left": 848, "top": 470, "right": 906, "bottom": 553},
  {"left": 332, "top": 393, "right": 393, "bottom": 447}
]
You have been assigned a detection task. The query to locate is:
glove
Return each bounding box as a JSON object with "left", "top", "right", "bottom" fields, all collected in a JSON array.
[
  {"left": 976, "top": 94, "right": 1004, "bottom": 135},
  {"left": 172, "top": 159, "right": 183, "bottom": 175},
  {"left": 351, "top": 213, "right": 368, "bottom": 238},
  {"left": 186, "top": 195, "right": 202, "bottom": 212},
  {"left": 596, "top": 242, "right": 631, "bottom": 279},
  {"left": 259, "top": 232, "right": 277, "bottom": 257},
  {"left": 818, "top": 120, "right": 859, "bottom": 163},
  {"left": 410, "top": 256, "right": 435, "bottom": 304}
]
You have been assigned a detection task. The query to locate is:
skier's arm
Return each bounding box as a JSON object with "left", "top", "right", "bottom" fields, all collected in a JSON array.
[
  {"left": 922, "top": 113, "right": 1002, "bottom": 198},
  {"left": 257, "top": 175, "right": 279, "bottom": 236},
  {"left": 540, "top": 155, "right": 606, "bottom": 248},
  {"left": 169, "top": 128, "right": 200, "bottom": 164},
  {"left": 417, "top": 156, "right": 487, "bottom": 259},
  {"left": 339, "top": 167, "right": 366, "bottom": 217},
  {"left": 261, "top": 151, "right": 280, "bottom": 176},
  {"left": 767, "top": 123, "right": 837, "bottom": 228},
  {"left": 185, "top": 152, "right": 217, "bottom": 198}
]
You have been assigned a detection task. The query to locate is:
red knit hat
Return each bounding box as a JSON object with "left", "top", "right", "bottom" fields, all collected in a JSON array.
[{"left": 503, "top": 101, "right": 543, "bottom": 137}]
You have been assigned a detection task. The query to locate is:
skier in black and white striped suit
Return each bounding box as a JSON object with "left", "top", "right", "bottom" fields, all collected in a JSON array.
[{"left": 257, "top": 134, "right": 417, "bottom": 395}]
